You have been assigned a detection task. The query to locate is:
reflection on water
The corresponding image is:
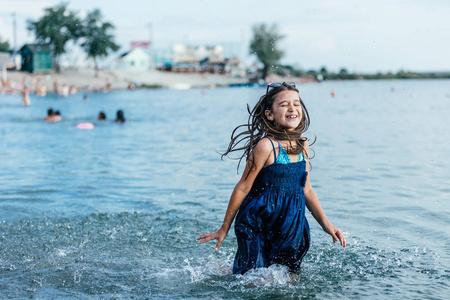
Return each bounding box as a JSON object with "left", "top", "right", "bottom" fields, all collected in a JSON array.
[{"left": 0, "top": 79, "right": 449, "bottom": 298}]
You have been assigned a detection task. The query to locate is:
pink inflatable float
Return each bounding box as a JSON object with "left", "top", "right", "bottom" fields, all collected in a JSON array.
[{"left": 76, "top": 123, "right": 95, "bottom": 130}]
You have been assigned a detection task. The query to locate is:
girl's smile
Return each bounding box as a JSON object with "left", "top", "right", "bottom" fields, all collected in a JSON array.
[{"left": 265, "top": 90, "right": 302, "bottom": 131}]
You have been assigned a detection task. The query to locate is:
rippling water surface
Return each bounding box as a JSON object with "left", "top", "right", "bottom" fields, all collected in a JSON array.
[{"left": 1, "top": 80, "right": 449, "bottom": 299}]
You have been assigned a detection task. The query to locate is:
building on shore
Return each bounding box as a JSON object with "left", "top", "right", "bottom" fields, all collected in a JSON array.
[
  {"left": 156, "top": 44, "right": 246, "bottom": 76},
  {"left": 111, "top": 42, "right": 247, "bottom": 76},
  {"left": 0, "top": 52, "right": 18, "bottom": 71},
  {"left": 225, "top": 56, "right": 247, "bottom": 78},
  {"left": 19, "top": 44, "right": 52, "bottom": 73},
  {"left": 114, "top": 48, "right": 150, "bottom": 71}
]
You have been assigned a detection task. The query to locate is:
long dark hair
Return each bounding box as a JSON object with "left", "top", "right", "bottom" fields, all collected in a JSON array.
[{"left": 221, "top": 83, "right": 313, "bottom": 173}]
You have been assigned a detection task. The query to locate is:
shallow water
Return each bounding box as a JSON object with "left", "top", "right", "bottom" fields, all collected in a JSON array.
[{"left": 1, "top": 80, "right": 449, "bottom": 299}]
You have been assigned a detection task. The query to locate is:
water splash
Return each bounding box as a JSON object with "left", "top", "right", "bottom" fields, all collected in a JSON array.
[{"left": 184, "top": 258, "right": 206, "bottom": 283}]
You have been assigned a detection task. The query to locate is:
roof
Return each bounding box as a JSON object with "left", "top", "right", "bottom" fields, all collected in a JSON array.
[
  {"left": 119, "top": 51, "right": 130, "bottom": 58},
  {"left": 20, "top": 43, "right": 52, "bottom": 53},
  {"left": 117, "top": 48, "right": 149, "bottom": 59}
]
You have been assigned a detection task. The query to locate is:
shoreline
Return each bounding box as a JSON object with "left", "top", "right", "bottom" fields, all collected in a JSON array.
[
  {"left": 0, "top": 68, "right": 317, "bottom": 97},
  {"left": 3, "top": 68, "right": 447, "bottom": 97},
  {"left": 1, "top": 68, "right": 251, "bottom": 94}
]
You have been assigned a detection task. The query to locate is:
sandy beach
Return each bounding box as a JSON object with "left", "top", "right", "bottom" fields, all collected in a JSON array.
[{"left": 1, "top": 68, "right": 251, "bottom": 94}]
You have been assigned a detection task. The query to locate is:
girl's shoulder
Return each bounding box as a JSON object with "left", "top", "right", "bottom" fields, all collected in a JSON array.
[
  {"left": 303, "top": 138, "right": 310, "bottom": 149},
  {"left": 252, "top": 138, "right": 277, "bottom": 166},
  {"left": 250, "top": 137, "right": 276, "bottom": 159},
  {"left": 255, "top": 137, "right": 276, "bottom": 153}
]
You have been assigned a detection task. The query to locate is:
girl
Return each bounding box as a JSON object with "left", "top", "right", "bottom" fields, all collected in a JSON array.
[{"left": 197, "top": 82, "right": 346, "bottom": 275}]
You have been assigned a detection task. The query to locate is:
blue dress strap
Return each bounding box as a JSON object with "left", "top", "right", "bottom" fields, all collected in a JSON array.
[
  {"left": 299, "top": 151, "right": 305, "bottom": 162},
  {"left": 264, "top": 137, "right": 277, "bottom": 162},
  {"left": 276, "top": 139, "right": 283, "bottom": 150}
]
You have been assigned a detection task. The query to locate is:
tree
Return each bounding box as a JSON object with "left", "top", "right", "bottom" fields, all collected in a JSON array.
[
  {"left": 339, "top": 68, "right": 349, "bottom": 75},
  {"left": 27, "top": 3, "right": 82, "bottom": 72},
  {"left": 320, "top": 66, "right": 328, "bottom": 74},
  {"left": 80, "top": 9, "right": 120, "bottom": 74},
  {"left": 0, "top": 37, "right": 10, "bottom": 52},
  {"left": 249, "top": 23, "right": 284, "bottom": 80}
]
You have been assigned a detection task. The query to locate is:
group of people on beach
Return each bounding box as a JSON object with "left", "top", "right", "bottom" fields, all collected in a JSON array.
[
  {"left": 5, "top": 74, "right": 127, "bottom": 125},
  {"left": 8, "top": 74, "right": 129, "bottom": 127},
  {"left": 1, "top": 73, "right": 117, "bottom": 104}
]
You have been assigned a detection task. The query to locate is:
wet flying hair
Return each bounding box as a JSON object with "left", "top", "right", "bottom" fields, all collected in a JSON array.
[{"left": 221, "top": 82, "right": 314, "bottom": 173}]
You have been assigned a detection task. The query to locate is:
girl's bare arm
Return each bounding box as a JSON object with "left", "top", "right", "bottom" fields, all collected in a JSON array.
[
  {"left": 303, "top": 140, "right": 346, "bottom": 247},
  {"left": 197, "top": 138, "right": 274, "bottom": 250}
]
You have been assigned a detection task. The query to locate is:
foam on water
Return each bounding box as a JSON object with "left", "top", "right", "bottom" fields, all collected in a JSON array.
[{"left": 0, "top": 206, "right": 448, "bottom": 298}]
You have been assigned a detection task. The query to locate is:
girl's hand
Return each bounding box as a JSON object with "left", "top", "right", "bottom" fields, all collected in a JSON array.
[
  {"left": 197, "top": 226, "right": 228, "bottom": 250},
  {"left": 322, "top": 223, "right": 346, "bottom": 247}
]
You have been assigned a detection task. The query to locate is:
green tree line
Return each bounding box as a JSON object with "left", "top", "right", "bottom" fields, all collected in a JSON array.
[
  {"left": 249, "top": 23, "right": 450, "bottom": 81},
  {"left": 27, "top": 3, "right": 119, "bottom": 73},
  {"left": 272, "top": 65, "right": 450, "bottom": 80}
]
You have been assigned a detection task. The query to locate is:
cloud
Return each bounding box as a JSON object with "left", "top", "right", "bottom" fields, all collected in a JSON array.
[
  {"left": 309, "top": 36, "right": 337, "bottom": 53},
  {"left": 0, "top": 1, "right": 54, "bottom": 18},
  {"left": 0, "top": 1, "right": 55, "bottom": 44}
]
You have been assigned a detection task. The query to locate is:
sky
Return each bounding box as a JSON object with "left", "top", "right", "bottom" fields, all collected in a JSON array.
[{"left": 0, "top": 0, "right": 449, "bottom": 73}]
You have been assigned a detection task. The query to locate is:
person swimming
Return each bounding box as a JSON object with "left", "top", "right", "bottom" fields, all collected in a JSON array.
[
  {"left": 98, "top": 111, "right": 107, "bottom": 120},
  {"left": 44, "top": 108, "right": 62, "bottom": 122},
  {"left": 115, "top": 110, "right": 126, "bottom": 123}
]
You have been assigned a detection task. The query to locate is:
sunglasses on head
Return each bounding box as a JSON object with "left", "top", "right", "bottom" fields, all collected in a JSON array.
[{"left": 266, "top": 82, "right": 296, "bottom": 94}]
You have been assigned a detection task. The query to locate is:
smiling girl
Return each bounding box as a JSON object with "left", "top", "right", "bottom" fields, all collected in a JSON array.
[{"left": 198, "top": 82, "right": 346, "bottom": 275}]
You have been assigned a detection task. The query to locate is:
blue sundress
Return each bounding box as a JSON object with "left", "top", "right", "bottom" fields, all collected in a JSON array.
[{"left": 233, "top": 138, "right": 310, "bottom": 274}]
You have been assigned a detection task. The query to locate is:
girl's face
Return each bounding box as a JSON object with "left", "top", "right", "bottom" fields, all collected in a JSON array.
[{"left": 265, "top": 90, "right": 302, "bottom": 131}]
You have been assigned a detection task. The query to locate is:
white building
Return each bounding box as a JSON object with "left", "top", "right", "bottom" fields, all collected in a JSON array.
[
  {"left": 114, "top": 48, "right": 150, "bottom": 71},
  {"left": 225, "top": 56, "right": 247, "bottom": 78}
]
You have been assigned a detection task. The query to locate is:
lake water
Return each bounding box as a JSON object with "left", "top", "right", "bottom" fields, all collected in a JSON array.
[{"left": 0, "top": 79, "right": 449, "bottom": 299}]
